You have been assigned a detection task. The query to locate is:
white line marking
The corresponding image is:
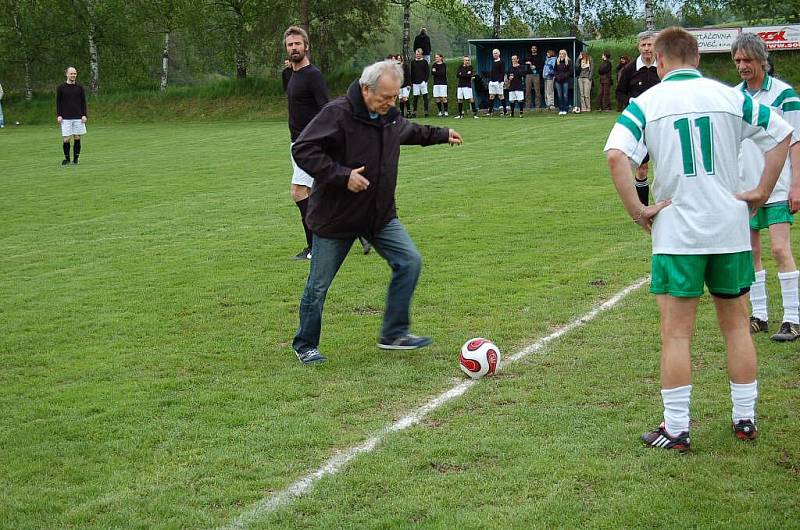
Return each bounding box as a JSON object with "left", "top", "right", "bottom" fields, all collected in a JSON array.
[{"left": 222, "top": 276, "right": 649, "bottom": 530}]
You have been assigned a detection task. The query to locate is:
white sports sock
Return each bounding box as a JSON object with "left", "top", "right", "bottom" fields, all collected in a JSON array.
[
  {"left": 661, "top": 385, "right": 692, "bottom": 436},
  {"left": 750, "top": 269, "right": 768, "bottom": 321},
  {"left": 730, "top": 380, "right": 758, "bottom": 423},
  {"left": 777, "top": 270, "right": 799, "bottom": 324}
]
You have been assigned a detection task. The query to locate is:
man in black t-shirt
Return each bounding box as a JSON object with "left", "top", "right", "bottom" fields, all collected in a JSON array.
[
  {"left": 431, "top": 54, "right": 448, "bottom": 117},
  {"left": 524, "top": 45, "right": 544, "bottom": 110},
  {"left": 410, "top": 48, "right": 430, "bottom": 118},
  {"left": 284, "top": 26, "right": 329, "bottom": 260},
  {"left": 486, "top": 48, "right": 507, "bottom": 117},
  {"left": 455, "top": 55, "right": 478, "bottom": 119},
  {"left": 56, "top": 67, "right": 88, "bottom": 165},
  {"left": 507, "top": 55, "right": 527, "bottom": 117}
]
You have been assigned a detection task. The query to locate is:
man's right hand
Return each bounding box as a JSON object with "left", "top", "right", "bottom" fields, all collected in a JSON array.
[
  {"left": 347, "top": 166, "right": 369, "bottom": 192},
  {"left": 57, "top": 116, "right": 63, "bottom": 124},
  {"left": 736, "top": 187, "right": 771, "bottom": 217}
]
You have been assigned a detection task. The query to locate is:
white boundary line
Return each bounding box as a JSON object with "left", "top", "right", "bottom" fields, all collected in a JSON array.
[{"left": 223, "top": 276, "right": 649, "bottom": 530}]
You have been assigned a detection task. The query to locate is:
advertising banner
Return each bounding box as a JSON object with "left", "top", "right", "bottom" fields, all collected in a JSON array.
[
  {"left": 743, "top": 25, "right": 800, "bottom": 50},
  {"left": 688, "top": 28, "right": 741, "bottom": 53}
]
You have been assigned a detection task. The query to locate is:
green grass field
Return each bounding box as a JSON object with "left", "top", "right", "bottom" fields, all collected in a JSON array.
[{"left": 1, "top": 116, "right": 798, "bottom": 529}]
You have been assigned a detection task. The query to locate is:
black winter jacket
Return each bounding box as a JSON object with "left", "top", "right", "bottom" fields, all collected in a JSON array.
[{"left": 292, "top": 80, "right": 451, "bottom": 239}]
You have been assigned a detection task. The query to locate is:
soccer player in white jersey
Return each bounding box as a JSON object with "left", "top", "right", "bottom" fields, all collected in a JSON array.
[
  {"left": 732, "top": 33, "right": 800, "bottom": 342},
  {"left": 605, "top": 27, "right": 792, "bottom": 452}
]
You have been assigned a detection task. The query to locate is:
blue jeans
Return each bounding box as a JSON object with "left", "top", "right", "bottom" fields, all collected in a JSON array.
[
  {"left": 555, "top": 81, "right": 570, "bottom": 112},
  {"left": 293, "top": 218, "right": 422, "bottom": 352},
  {"left": 0, "top": 100, "right": 4, "bottom": 127}
]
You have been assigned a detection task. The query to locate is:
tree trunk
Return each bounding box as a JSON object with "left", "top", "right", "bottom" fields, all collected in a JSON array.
[
  {"left": 11, "top": 4, "right": 33, "bottom": 100},
  {"left": 571, "top": 0, "right": 580, "bottom": 37},
  {"left": 88, "top": 21, "right": 100, "bottom": 95},
  {"left": 402, "top": 0, "right": 411, "bottom": 61},
  {"left": 300, "top": 0, "right": 310, "bottom": 33},
  {"left": 233, "top": 6, "right": 247, "bottom": 78},
  {"left": 492, "top": 0, "right": 501, "bottom": 38},
  {"left": 160, "top": 31, "right": 170, "bottom": 91},
  {"left": 644, "top": 0, "right": 655, "bottom": 31}
]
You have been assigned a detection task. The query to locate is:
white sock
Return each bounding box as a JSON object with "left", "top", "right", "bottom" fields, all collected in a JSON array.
[
  {"left": 730, "top": 380, "right": 758, "bottom": 423},
  {"left": 661, "top": 385, "right": 692, "bottom": 436},
  {"left": 750, "top": 269, "right": 768, "bottom": 321},
  {"left": 778, "top": 270, "right": 799, "bottom": 324}
]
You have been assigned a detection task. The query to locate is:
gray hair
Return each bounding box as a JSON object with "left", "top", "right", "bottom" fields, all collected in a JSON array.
[
  {"left": 731, "top": 32, "right": 769, "bottom": 69},
  {"left": 359, "top": 60, "right": 403, "bottom": 90},
  {"left": 638, "top": 30, "right": 656, "bottom": 42}
]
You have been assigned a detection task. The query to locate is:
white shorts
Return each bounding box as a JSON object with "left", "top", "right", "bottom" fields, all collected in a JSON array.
[
  {"left": 400, "top": 86, "right": 411, "bottom": 99},
  {"left": 508, "top": 90, "right": 524, "bottom": 102},
  {"left": 433, "top": 85, "right": 448, "bottom": 98},
  {"left": 290, "top": 143, "right": 314, "bottom": 187},
  {"left": 488, "top": 81, "right": 504, "bottom": 96},
  {"left": 60, "top": 119, "right": 86, "bottom": 137},
  {"left": 412, "top": 82, "right": 428, "bottom": 96},
  {"left": 456, "top": 87, "right": 473, "bottom": 100}
]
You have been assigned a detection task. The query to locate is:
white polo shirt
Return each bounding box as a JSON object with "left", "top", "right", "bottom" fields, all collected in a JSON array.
[
  {"left": 738, "top": 75, "right": 800, "bottom": 204},
  {"left": 604, "top": 68, "right": 793, "bottom": 255}
]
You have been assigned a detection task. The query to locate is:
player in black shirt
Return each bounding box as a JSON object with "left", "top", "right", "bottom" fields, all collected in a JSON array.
[
  {"left": 56, "top": 67, "right": 88, "bottom": 165},
  {"left": 507, "top": 55, "right": 527, "bottom": 117},
  {"left": 455, "top": 55, "right": 478, "bottom": 119},
  {"left": 486, "top": 49, "right": 507, "bottom": 117},
  {"left": 431, "top": 54, "right": 449, "bottom": 117},
  {"left": 397, "top": 54, "right": 412, "bottom": 118},
  {"left": 410, "top": 48, "right": 430, "bottom": 117}
]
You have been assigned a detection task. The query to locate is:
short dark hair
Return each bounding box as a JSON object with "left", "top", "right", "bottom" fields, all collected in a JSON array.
[
  {"left": 654, "top": 26, "right": 698, "bottom": 65},
  {"left": 284, "top": 26, "right": 309, "bottom": 47}
]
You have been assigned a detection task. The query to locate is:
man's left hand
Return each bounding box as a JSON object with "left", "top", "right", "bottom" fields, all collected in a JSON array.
[
  {"left": 448, "top": 130, "right": 462, "bottom": 145},
  {"left": 81, "top": 116, "right": 87, "bottom": 123}
]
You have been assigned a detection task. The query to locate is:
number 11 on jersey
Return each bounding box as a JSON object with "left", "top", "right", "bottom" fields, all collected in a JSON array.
[{"left": 674, "top": 116, "right": 715, "bottom": 177}]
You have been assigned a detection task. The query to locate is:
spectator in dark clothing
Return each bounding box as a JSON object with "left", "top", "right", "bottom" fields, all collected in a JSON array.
[
  {"left": 554, "top": 49, "right": 572, "bottom": 115},
  {"left": 598, "top": 51, "right": 613, "bottom": 112},
  {"left": 524, "top": 45, "right": 544, "bottom": 110},
  {"left": 615, "top": 55, "right": 630, "bottom": 111},
  {"left": 290, "top": 60, "right": 463, "bottom": 364},
  {"left": 413, "top": 28, "right": 432, "bottom": 63}
]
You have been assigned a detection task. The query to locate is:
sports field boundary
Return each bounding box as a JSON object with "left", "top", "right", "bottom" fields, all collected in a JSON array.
[{"left": 222, "top": 275, "right": 650, "bottom": 530}]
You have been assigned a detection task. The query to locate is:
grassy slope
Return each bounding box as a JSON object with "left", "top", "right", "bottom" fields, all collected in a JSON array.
[{"left": 1, "top": 117, "right": 798, "bottom": 529}]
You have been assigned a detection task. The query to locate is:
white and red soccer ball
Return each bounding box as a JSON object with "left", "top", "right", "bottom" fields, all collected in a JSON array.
[{"left": 459, "top": 338, "right": 501, "bottom": 379}]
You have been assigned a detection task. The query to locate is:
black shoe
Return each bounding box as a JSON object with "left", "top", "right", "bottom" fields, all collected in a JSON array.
[
  {"left": 377, "top": 333, "right": 432, "bottom": 350},
  {"left": 750, "top": 316, "right": 768, "bottom": 334},
  {"left": 770, "top": 321, "right": 800, "bottom": 341},
  {"left": 424, "top": 113, "right": 429, "bottom": 117},
  {"left": 732, "top": 419, "right": 758, "bottom": 441},
  {"left": 641, "top": 422, "right": 690, "bottom": 452},
  {"left": 292, "top": 247, "right": 311, "bottom": 260},
  {"left": 61, "top": 159, "right": 70, "bottom": 166},
  {"left": 294, "top": 348, "right": 327, "bottom": 365},
  {"left": 72, "top": 157, "right": 79, "bottom": 165}
]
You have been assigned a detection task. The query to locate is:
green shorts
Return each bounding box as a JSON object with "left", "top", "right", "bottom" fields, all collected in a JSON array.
[
  {"left": 750, "top": 202, "right": 793, "bottom": 231},
  {"left": 650, "top": 251, "right": 754, "bottom": 298}
]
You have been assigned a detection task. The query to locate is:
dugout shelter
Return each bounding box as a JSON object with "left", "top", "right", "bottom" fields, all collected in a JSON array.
[{"left": 468, "top": 37, "right": 586, "bottom": 110}]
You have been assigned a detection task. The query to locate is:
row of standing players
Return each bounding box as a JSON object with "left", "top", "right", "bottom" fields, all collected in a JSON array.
[{"left": 379, "top": 45, "right": 655, "bottom": 119}]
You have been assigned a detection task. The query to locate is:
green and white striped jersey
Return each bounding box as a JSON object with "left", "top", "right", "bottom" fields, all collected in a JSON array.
[
  {"left": 604, "top": 68, "right": 793, "bottom": 255},
  {"left": 738, "top": 74, "right": 800, "bottom": 204}
]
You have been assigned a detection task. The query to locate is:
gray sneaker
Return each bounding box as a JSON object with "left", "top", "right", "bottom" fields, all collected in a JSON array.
[
  {"left": 377, "top": 334, "right": 432, "bottom": 350},
  {"left": 294, "top": 348, "right": 327, "bottom": 364},
  {"left": 770, "top": 321, "right": 800, "bottom": 342}
]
